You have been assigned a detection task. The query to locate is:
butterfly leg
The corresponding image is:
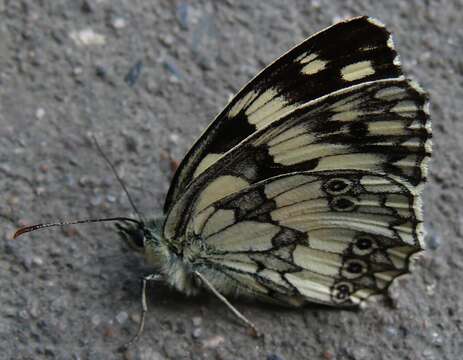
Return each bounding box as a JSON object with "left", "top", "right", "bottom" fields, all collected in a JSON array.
[
  {"left": 193, "top": 271, "right": 260, "bottom": 337},
  {"left": 123, "top": 273, "right": 163, "bottom": 349}
]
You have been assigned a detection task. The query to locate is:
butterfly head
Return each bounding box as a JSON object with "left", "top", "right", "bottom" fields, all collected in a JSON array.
[
  {"left": 116, "top": 220, "right": 146, "bottom": 252},
  {"left": 115, "top": 217, "right": 166, "bottom": 258}
]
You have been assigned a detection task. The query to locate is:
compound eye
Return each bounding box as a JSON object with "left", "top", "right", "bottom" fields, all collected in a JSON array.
[
  {"left": 116, "top": 223, "right": 145, "bottom": 251},
  {"left": 131, "top": 228, "right": 145, "bottom": 248}
]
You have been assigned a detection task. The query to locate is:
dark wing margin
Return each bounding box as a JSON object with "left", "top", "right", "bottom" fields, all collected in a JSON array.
[{"left": 164, "top": 16, "right": 403, "bottom": 212}]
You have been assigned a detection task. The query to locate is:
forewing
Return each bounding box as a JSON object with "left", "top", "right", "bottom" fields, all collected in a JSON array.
[
  {"left": 164, "top": 16, "right": 402, "bottom": 212},
  {"left": 164, "top": 78, "right": 431, "bottom": 241},
  {"left": 187, "top": 171, "right": 424, "bottom": 306}
]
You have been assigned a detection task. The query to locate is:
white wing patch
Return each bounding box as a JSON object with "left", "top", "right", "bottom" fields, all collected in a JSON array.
[
  {"left": 285, "top": 271, "right": 334, "bottom": 303},
  {"left": 205, "top": 221, "right": 279, "bottom": 252},
  {"left": 227, "top": 90, "right": 258, "bottom": 118},
  {"left": 293, "top": 246, "right": 342, "bottom": 276},
  {"left": 341, "top": 61, "right": 376, "bottom": 81},
  {"left": 301, "top": 59, "right": 328, "bottom": 75},
  {"left": 245, "top": 90, "right": 298, "bottom": 130},
  {"left": 193, "top": 153, "right": 223, "bottom": 178},
  {"left": 195, "top": 176, "right": 249, "bottom": 212}
]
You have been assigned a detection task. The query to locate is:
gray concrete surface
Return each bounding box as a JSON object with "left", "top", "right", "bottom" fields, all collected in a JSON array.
[{"left": 1, "top": 1, "right": 461, "bottom": 359}]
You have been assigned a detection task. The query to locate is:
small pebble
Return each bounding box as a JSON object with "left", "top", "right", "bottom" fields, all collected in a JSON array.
[
  {"left": 90, "top": 195, "right": 102, "bottom": 207},
  {"left": 22, "top": 255, "right": 43, "bottom": 271},
  {"left": 91, "top": 314, "right": 102, "bottom": 327},
  {"left": 430, "top": 331, "right": 443, "bottom": 346},
  {"left": 169, "top": 133, "right": 180, "bottom": 143},
  {"left": 385, "top": 326, "right": 398, "bottom": 337},
  {"left": 36, "top": 108, "right": 45, "bottom": 119},
  {"left": 116, "top": 311, "right": 128, "bottom": 324},
  {"left": 28, "top": 299, "right": 40, "bottom": 318},
  {"left": 18, "top": 309, "right": 29, "bottom": 320},
  {"left": 73, "top": 67, "right": 83, "bottom": 76},
  {"left": 106, "top": 194, "right": 116, "bottom": 203},
  {"left": 70, "top": 28, "right": 106, "bottom": 46},
  {"left": 160, "top": 34, "right": 175, "bottom": 47},
  {"left": 111, "top": 17, "right": 126, "bottom": 29},
  {"left": 79, "top": 176, "right": 92, "bottom": 187},
  {"left": 32, "top": 256, "right": 44, "bottom": 266},
  {"left": 192, "top": 327, "right": 202, "bottom": 339},
  {"left": 35, "top": 186, "right": 45, "bottom": 195},
  {"left": 39, "top": 163, "right": 49, "bottom": 173},
  {"left": 202, "top": 335, "right": 225, "bottom": 349},
  {"left": 310, "top": 0, "right": 321, "bottom": 9},
  {"left": 426, "top": 282, "right": 436, "bottom": 295}
]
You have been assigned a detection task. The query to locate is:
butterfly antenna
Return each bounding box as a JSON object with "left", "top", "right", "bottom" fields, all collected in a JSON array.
[
  {"left": 91, "top": 134, "right": 145, "bottom": 223},
  {"left": 13, "top": 217, "right": 142, "bottom": 239}
]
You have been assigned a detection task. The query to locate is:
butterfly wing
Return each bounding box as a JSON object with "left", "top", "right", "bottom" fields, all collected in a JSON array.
[
  {"left": 164, "top": 16, "right": 403, "bottom": 212},
  {"left": 164, "top": 78, "right": 431, "bottom": 241},
  {"left": 185, "top": 170, "right": 423, "bottom": 306},
  {"left": 161, "top": 18, "right": 431, "bottom": 307}
]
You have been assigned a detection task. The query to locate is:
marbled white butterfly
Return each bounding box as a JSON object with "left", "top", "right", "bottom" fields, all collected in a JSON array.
[{"left": 15, "top": 16, "right": 431, "bottom": 344}]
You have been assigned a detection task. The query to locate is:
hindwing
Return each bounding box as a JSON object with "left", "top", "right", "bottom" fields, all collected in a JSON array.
[{"left": 185, "top": 171, "right": 423, "bottom": 306}]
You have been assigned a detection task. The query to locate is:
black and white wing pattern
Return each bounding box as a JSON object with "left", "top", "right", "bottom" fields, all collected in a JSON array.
[
  {"left": 164, "top": 79, "right": 430, "bottom": 240},
  {"left": 162, "top": 17, "right": 431, "bottom": 306},
  {"left": 164, "top": 16, "right": 402, "bottom": 212},
  {"left": 185, "top": 171, "right": 423, "bottom": 306}
]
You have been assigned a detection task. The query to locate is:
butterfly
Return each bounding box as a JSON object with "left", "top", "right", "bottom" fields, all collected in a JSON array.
[{"left": 15, "top": 16, "right": 431, "bottom": 343}]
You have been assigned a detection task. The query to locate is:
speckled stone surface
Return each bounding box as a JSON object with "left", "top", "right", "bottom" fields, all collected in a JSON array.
[{"left": 1, "top": 1, "right": 460, "bottom": 359}]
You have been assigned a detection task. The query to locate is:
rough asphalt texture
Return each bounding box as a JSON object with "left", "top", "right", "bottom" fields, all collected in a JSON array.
[{"left": 1, "top": 1, "right": 461, "bottom": 359}]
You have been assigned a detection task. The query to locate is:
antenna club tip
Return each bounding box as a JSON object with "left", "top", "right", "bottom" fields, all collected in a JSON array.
[{"left": 13, "top": 228, "right": 26, "bottom": 239}]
